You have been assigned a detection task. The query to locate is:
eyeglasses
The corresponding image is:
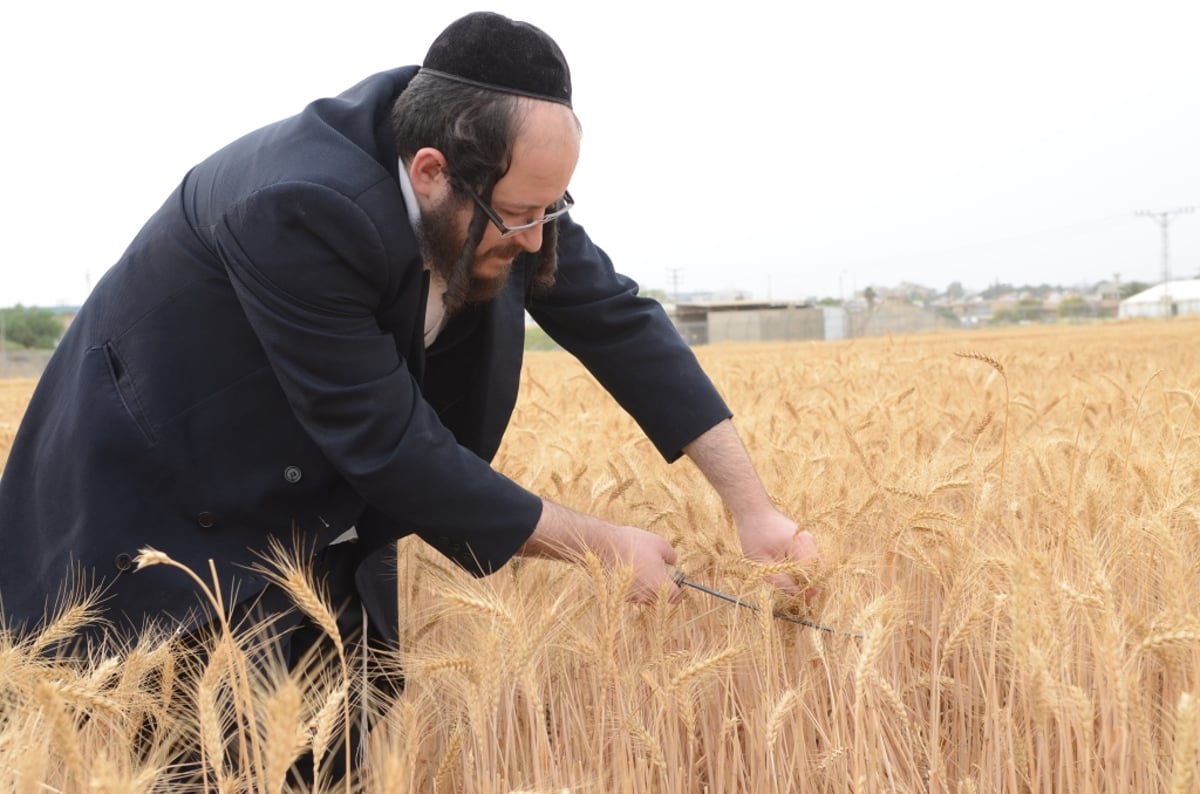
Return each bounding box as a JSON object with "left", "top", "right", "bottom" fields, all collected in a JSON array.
[{"left": 460, "top": 183, "right": 574, "bottom": 239}]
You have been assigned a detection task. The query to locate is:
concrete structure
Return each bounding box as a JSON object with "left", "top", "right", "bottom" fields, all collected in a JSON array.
[
  {"left": 670, "top": 299, "right": 958, "bottom": 344},
  {"left": 671, "top": 301, "right": 825, "bottom": 344}
]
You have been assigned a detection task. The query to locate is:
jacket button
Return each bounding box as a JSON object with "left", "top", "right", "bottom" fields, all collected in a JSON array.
[
  {"left": 114, "top": 553, "right": 134, "bottom": 572},
  {"left": 283, "top": 466, "right": 302, "bottom": 484},
  {"left": 197, "top": 511, "right": 217, "bottom": 528}
]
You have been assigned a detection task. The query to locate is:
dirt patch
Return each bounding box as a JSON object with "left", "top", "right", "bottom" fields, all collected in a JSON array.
[
  {"left": 0, "top": 378, "right": 37, "bottom": 474},
  {"left": 0, "top": 349, "right": 52, "bottom": 380}
]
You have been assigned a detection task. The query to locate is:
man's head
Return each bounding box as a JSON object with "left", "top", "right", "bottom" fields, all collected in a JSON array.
[{"left": 392, "top": 12, "right": 581, "bottom": 315}]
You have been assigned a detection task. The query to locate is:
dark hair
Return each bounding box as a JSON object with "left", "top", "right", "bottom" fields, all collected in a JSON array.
[
  {"left": 392, "top": 71, "right": 523, "bottom": 200},
  {"left": 391, "top": 72, "right": 564, "bottom": 299}
]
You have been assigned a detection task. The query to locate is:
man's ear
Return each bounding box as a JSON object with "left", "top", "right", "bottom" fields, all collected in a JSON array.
[{"left": 408, "top": 147, "right": 450, "bottom": 201}]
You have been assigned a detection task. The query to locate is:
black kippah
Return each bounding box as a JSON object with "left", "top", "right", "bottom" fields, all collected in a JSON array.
[{"left": 421, "top": 11, "right": 572, "bottom": 108}]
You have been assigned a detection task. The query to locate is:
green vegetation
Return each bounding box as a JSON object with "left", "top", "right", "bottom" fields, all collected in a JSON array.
[
  {"left": 523, "top": 325, "right": 562, "bottom": 351},
  {"left": 1057, "top": 296, "right": 1094, "bottom": 319},
  {"left": 991, "top": 298, "right": 1044, "bottom": 325},
  {"left": 1119, "top": 281, "right": 1152, "bottom": 300},
  {"left": 1, "top": 305, "right": 64, "bottom": 350}
]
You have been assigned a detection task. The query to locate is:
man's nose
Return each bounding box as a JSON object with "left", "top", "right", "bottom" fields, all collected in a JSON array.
[{"left": 512, "top": 223, "right": 544, "bottom": 253}]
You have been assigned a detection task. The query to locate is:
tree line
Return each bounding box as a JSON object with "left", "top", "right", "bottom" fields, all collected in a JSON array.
[{"left": 1, "top": 306, "right": 66, "bottom": 350}]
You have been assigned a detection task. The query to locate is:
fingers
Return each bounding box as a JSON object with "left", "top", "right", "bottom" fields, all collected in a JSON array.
[
  {"left": 765, "top": 571, "right": 802, "bottom": 596},
  {"left": 628, "top": 569, "right": 681, "bottom": 604},
  {"left": 618, "top": 527, "right": 681, "bottom": 605},
  {"left": 659, "top": 538, "right": 679, "bottom": 567},
  {"left": 645, "top": 554, "right": 684, "bottom": 605},
  {"left": 791, "top": 530, "right": 821, "bottom": 564},
  {"left": 788, "top": 530, "right": 824, "bottom": 601},
  {"left": 751, "top": 529, "right": 823, "bottom": 599}
]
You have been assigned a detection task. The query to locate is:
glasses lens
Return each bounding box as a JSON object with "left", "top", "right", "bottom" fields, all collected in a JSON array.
[{"left": 498, "top": 192, "right": 573, "bottom": 238}]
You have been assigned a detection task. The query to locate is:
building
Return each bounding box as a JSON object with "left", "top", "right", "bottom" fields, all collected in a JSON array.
[
  {"left": 670, "top": 299, "right": 958, "bottom": 344},
  {"left": 670, "top": 301, "right": 830, "bottom": 344},
  {"left": 1118, "top": 279, "right": 1200, "bottom": 319}
]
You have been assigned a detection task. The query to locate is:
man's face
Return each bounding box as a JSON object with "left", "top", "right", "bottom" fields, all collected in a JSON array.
[{"left": 420, "top": 100, "right": 580, "bottom": 307}]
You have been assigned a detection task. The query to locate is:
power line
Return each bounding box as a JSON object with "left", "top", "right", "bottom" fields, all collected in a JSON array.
[
  {"left": 928, "top": 214, "right": 1138, "bottom": 256},
  {"left": 828, "top": 212, "right": 1146, "bottom": 270}
]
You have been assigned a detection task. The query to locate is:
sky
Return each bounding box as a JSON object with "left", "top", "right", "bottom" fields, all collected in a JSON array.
[{"left": 2, "top": 0, "right": 1198, "bottom": 308}]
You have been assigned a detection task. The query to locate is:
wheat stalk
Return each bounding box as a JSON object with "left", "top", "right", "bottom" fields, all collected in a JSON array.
[
  {"left": 261, "top": 675, "right": 306, "bottom": 792},
  {"left": 765, "top": 688, "right": 798, "bottom": 751},
  {"left": 955, "top": 351, "right": 1010, "bottom": 491},
  {"left": 1169, "top": 691, "right": 1199, "bottom": 794},
  {"left": 669, "top": 646, "right": 743, "bottom": 693},
  {"left": 249, "top": 533, "right": 354, "bottom": 788},
  {"left": 134, "top": 548, "right": 264, "bottom": 788}
]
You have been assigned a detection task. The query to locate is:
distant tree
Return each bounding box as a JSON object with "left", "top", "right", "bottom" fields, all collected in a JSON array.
[
  {"left": 1016, "top": 298, "right": 1044, "bottom": 322},
  {"left": 1, "top": 305, "right": 64, "bottom": 349},
  {"left": 863, "top": 286, "right": 877, "bottom": 308},
  {"left": 980, "top": 283, "right": 1014, "bottom": 300},
  {"left": 1119, "top": 281, "right": 1151, "bottom": 300},
  {"left": 933, "top": 306, "right": 960, "bottom": 323},
  {"left": 1057, "top": 296, "right": 1093, "bottom": 319},
  {"left": 988, "top": 309, "right": 1017, "bottom": 326},
  {"left": 945, "top": 281, "right": 965, "bottom": 300},
  {"left": 817, "top": 297, "right": 842, "bottom": 307},
  {"left": 991, "top": 299, "right": 1043, "bottom": 325}
]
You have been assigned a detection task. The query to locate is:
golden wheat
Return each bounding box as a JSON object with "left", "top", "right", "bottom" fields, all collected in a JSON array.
[{"left": 1, "top": 318, "right": 1199, "bottom": 790}]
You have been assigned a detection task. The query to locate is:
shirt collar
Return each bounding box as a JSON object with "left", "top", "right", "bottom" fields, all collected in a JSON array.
[
  {"left": 399, "top": 157, "right": 450, "bottom": 346},
  {"left": 396, "top": 157, "right": 422, "bottom": 233}
]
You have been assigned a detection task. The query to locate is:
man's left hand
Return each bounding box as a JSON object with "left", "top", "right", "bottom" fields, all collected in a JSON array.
[{"left": 737, "top": 508, "right": 822, "bottom": 599}]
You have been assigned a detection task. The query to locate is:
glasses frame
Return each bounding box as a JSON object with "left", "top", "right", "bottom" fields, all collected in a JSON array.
[{"left": 458, "top": 182, "right": 574, "bottom": 239}]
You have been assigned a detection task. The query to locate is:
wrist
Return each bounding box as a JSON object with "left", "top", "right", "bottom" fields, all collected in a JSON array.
[
  {"left": 731, "top": 497, "right": 783, "bottom": 531},
  {"left": 521, "top": 499, "right": 614, "bottom": 562}
]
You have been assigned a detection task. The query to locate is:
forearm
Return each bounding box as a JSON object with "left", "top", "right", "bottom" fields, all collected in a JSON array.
[
  {"left": 518, "top": 500, "right": 613, "bottom": 562},
  {"left": 682, "top": 418, "right": 776, "bottom": 523},
  {"left": 684, "top": 418, "right": 820, "bottom": 580},
  {"left": 517, "top": 499, "right": 680, "bottom": 603}
]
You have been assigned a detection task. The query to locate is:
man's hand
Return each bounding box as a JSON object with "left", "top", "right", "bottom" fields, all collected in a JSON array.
[
  {"left": 603, "top": 522, "right": 683, "bottom": 603},
  {"left": 736, "top": 507, "right": 822, "bottom": 598},
  {"left": 518, "top": 499, "right": 683, "bottom": 603},
  {"left": 683, "top": 418, "right": 823, "bottom": 596}
]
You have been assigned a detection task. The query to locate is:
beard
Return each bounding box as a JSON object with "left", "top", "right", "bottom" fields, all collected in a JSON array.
[{"left": 417, "top": 194, "right": 524, "bottom": 316}]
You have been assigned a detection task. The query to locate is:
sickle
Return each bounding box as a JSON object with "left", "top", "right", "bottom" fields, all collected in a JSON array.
[{"left": 672, "top": 569, "right": 865, "bottom": 639}]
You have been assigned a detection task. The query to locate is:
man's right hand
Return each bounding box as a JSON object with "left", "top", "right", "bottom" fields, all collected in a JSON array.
[{"left": 518, "top": 499, "right": 682, "bottom": 603}]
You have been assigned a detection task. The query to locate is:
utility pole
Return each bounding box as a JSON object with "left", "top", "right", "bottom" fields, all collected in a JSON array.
[
  {"left": 1136, "top": 207, "right": 1195, "bottom": 317},
  {"left": 665, "top": 267, "right": 684, "bottom": 302}
]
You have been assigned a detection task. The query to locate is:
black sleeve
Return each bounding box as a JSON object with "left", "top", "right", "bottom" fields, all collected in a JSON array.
[
  {"left": 528, "top": 215, "right": 732, "bottom": 461},
  {"left": 213, "top": 180, "right": 542, "bottom": 573}
]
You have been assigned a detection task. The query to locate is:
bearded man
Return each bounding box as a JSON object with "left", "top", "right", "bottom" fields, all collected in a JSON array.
[{"left": 0, "top": 12, "right": 818, "bottom": 652}]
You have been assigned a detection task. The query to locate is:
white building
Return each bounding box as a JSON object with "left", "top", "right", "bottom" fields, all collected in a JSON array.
[{"left": 1118, "top": 279, "right": 1200, "bottom": 319}]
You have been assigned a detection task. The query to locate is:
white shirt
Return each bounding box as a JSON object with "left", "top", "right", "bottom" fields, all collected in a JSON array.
[{"left": 397, "top": 158, "right": 448, "bottom": 348}]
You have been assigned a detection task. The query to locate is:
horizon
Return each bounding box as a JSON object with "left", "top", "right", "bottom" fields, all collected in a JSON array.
[{"left": 8, "top": 271, "right": 1196, "bottom": 314}]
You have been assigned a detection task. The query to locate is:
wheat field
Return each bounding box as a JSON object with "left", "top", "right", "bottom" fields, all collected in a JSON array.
[{"left": 1, "top": 318, "right": 1199, "bottom": 792}]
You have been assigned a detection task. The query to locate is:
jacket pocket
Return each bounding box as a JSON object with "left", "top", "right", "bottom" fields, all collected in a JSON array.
[{"left": 101, "top": 341, "right": 157, "bottom": 446}]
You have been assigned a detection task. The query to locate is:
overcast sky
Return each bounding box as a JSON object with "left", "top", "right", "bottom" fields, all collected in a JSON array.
[{"left": 2, "top": 0, "right": 1197, "bottom": 308}]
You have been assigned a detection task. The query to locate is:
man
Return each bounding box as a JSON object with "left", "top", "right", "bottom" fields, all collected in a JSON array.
[{"left": 0, "top": 12, "right": 817, "bottom": 650}]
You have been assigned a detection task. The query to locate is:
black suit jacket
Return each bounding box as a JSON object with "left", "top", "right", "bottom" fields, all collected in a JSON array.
[{"left": 0, "top": 67, "right": 730, "bottom": 641}]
